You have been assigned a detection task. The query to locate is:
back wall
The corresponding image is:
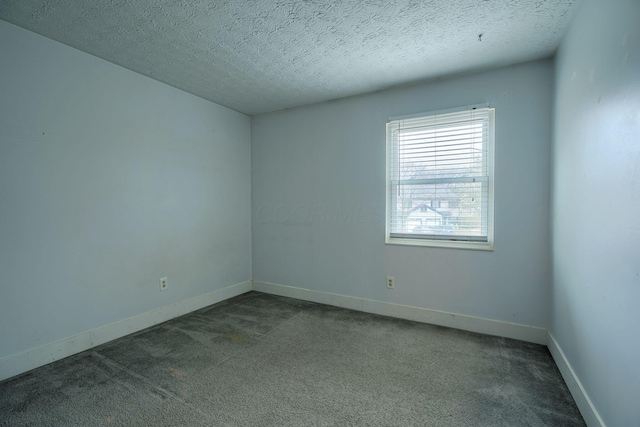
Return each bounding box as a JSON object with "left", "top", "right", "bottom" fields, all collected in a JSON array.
[{"left": 251, "top": 59, "right": 553, "bottom": 333}]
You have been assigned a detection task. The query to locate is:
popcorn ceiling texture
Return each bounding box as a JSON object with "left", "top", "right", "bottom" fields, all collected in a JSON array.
[{"left": 0, "top": 0, "right": 579, "bottom": 115}]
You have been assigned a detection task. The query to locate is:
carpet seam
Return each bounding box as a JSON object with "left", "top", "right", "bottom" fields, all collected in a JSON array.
[
  {"left": 197, "top": 310, "right": 308, "bottom": 377},
  {"left": 90, "top": 351, "right": 217, "bottom": 425}
]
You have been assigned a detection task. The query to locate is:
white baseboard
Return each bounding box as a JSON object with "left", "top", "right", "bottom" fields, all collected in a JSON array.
[
  {"left": 251, "top": 281, "right": 547, "bottom": 345},
  {"left": 0, "top": 281, "right": 251, "bottom": 382},
  {"left": 547, "top": 332, "right": 605, "bottom": 427}
]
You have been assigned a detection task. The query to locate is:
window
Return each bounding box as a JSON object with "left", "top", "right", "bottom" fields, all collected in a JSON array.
[{"left": 386, "top": 105, "right": 494, "bottom": 250}]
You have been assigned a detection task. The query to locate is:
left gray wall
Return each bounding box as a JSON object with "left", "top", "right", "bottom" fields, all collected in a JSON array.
[{"left": 0, "top": 20, "right": 251, "bottom": 360}]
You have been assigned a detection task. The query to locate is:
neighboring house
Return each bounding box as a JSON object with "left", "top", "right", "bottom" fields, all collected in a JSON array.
[{"left": 404, "top": 188, "right": 461, "bottom": 235}]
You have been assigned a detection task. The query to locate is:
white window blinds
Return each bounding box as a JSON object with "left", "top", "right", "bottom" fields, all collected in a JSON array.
[{"left": 386, "top": 106, "right": 494, "bottom": 249}]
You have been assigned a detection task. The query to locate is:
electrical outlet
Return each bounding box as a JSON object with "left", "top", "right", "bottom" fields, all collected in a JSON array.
[
  {"left": 160, "top": 277, "right": 168, "bottom": 291},
  {"left": 386, "top": 276, "right": 395, "bottom": 289}
]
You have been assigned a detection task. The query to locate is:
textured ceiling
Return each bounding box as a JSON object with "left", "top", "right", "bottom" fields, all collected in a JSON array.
[{"left": 0, "top": 1, "right": 579, "bottom": 115}]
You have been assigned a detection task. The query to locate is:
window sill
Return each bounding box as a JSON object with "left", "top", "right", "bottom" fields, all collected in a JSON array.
[{"left": 385, "top": 236, "right": 494, "bottom": 251}]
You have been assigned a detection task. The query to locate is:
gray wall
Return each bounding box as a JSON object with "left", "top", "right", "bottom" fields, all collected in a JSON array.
[
  {"left": 252, "top": 59, "right": 553, "bottom": 328},
  {"left": 0, "top": 20, "right": 251, "bottom": 359},
  {"left": 552, "top": 1, "right": 640, "bottom": 425}
]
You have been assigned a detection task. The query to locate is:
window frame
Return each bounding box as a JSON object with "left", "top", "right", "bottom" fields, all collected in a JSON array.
[{"left": 385, "top": 104, "right": 495, "bottom": 251}]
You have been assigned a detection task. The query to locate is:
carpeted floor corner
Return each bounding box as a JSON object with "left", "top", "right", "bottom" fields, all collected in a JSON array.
[{"left": 0, "top": 291, "right": 586, "bottom": 426}]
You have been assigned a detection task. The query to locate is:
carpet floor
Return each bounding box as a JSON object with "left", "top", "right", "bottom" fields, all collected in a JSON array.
[{"left": 0, "top": 291, "right": 585, "bottom": 426}]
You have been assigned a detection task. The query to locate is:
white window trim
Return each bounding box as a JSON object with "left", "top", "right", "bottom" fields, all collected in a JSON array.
[{"left": 385, "top": 104, "right": 495, "bottom": 251}]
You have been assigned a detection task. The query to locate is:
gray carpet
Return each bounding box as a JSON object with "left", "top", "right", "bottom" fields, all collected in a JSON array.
[{"left": 0, "top": 291, "right": 585, "bottom": 426}]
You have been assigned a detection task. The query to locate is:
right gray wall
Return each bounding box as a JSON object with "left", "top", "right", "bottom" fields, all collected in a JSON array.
[{"left": 552, "top": 1, "right": 640, "bottom": 425}]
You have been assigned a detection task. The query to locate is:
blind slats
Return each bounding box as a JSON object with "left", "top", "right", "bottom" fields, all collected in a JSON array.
[{"left": 393, "top": 176, "right": 488, "bottom": 185}]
